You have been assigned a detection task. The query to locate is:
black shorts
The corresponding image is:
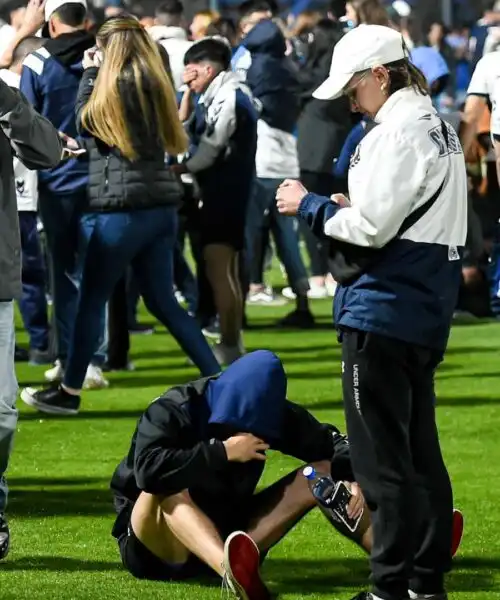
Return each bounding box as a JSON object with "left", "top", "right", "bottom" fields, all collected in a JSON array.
[{"left": 118, "top": 524, "right": 210, "bottom": 581}]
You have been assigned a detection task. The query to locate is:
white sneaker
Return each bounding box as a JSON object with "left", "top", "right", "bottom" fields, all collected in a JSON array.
[
  {"left": 409, "top": 592, "right": 447, "bottom": 599},
  {"left": 83, "top": 365, "right": 109, "bottom": 390},
  {"left": 247, "top": 287, "right": 287, "bottom": 306},
  {"left": 282, "top": 283, "right": 330, "bottom": 300},
  {"left": 45, "top": 360, "right": 64, "bottom": 383}
]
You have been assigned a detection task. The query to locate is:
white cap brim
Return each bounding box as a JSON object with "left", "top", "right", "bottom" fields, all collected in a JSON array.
[{"left": 313, "top": 72, "right": 352, "bottom": 101}]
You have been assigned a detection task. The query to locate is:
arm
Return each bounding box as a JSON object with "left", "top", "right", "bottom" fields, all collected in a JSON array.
[
  {"left": 461, "top": 95, "right": 487, "bottom": 158},
  {"left": 297, "top": 193, "right": 342, "bottom": 239},
  {"left": 75, "top": 67, "right": 99, "bottom": 136},
  {"left": 134, "top": 393, "right": 229, "bottom": 497},
  {"left": 0, "top": 79, "right": 62, "bottom": 170},
  {"left": 333, "top": 122, "right": 367, "bottom": 178},
  {"left": 317, "top": 131, "right": 428, "bottom": 248},
  {"left": 20, "top": 61, "right": 43, "bottom": 113},
  {"left": 185, "top": 92, "right": 237, "bottom": 173}
]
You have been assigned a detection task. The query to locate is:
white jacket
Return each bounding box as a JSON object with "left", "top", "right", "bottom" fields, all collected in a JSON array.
[
  {"left": 148, "top": 26, "right": 192, "bottom": 91},
  {"left": 0, "top": 68, "right": 38, "bottom": 212}
]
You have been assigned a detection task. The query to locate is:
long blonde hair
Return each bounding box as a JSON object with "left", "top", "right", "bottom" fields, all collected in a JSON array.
[{"left": 81, "top": 15, "right": 187, "bottom": 161}]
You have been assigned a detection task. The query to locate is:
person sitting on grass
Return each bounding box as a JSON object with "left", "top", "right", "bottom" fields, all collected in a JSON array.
[{"left": 110, "top": 350, "right": 371, "bottom": 598}]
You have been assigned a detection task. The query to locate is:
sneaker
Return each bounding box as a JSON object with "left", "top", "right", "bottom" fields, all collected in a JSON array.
[
  {"left": 282, "top": 284, "right": 329, "bottom": 300},
  {"left": 222, "top": 531, "right": 271, "bottom": 600},
  {"left": 29, "top": 348, "right": 53, "bottom": 367},
  {"left": 83, "top": 365, "right": 109, "bottom": 390},
  {"left": 350, "top": 595, "right": 401, "bottom": 600},
  {"left": 128, "top": 323, "right": 155, "bottom": 335},
  {"left": 247, "top": 287, "right": 287, "bottom": 307},
  {"left": 277, "top": 309, "right": 315, "bottom": 329},
  {"left": 213, "top": 342, "right": 245, "bottom": 366},
  {"left": 409, "top": 593, "right": 447, "bottom": 600},
  {"left": 202, "top": 322, "right": 222, "bottom": 341},
  {"left": 102, "top": 361, "right": 136, "bottom": 373},
  {"left": 15, "top": 346, "right": 30, "bottom": 362},
  {"left": 451, "top": 508, "right": 464, "bottom": 558},
  {"left": 0, "top": 514, "right": 10, "bottom": 560},
  {"left": 45, "top": 360, "right": 64, "bottom": 383},
  {"left": 20, "top": 386, "right": 81, "bottom": 416}
]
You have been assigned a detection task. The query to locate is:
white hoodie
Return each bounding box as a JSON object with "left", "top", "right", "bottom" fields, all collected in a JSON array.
[
  {"left": 0, "top": 69, "right": 39, "bottom": 212},
  {"left": 148, "top": 26, "right": 192, "bottom": 91}
]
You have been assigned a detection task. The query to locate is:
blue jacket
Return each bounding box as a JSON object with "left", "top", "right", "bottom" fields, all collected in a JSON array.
[
  {"left": 20, "top": 31, "right": 94, "bottom": 195},
  {"left": 243, "top": 20, "right": 300, "bottom": 135}
]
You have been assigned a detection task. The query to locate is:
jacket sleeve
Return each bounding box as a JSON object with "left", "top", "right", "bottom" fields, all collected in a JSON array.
[
  {"left": 75, "top": 67, "right": 99, "bottom": 136},
  {"left": 320, "top": 129, "right": 429, "bottom": 248},
  {"left": 134, "top": 392, "right": 229, "bottom": 497},
  {"left": 185, "top": 91, "right": 237, "bottom": 173},
  {"left": 297, "top": 192, "right": 342, "bottom": 239},
  {"left": 20, "top": 62, "right": 42, "bottom": 113},
  {"left": 0, "top": 79, "right": 62, "bottom": 170},
  {"left": 333, "top": 122, "right": 366, "bottom": 178}
]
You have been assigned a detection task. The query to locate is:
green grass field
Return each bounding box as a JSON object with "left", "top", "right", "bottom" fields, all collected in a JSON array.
[{"left": 3, "top": 300, "right": 500, "bottom": 600}]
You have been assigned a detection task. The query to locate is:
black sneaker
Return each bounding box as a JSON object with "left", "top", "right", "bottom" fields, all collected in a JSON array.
[
  {"left": 129, "top": 323, "right": 155, "bottom": 335},
  {"left": 0, "top": 514, "right": 10, "bottom": 560},
  {"left": 277, "top": 309, "right": 315, "bottom": 329},
  {"left": 20, "top": 386, "right": 81, "bottom": 416},
  {"left": 15, "top": 345, "right": 30, "bottom": 362},
  {"left": 29, "top": 348, "right": 54, "bottom": 366}
]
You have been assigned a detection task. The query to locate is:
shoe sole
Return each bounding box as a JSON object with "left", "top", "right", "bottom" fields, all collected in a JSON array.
[
  {"left": 83, "top": 379, "right": 109, "bottom": 390},
  {"left": 202, "top": 329, "right": 222, "bottom": 341},
  {"left": 452, "top": 508, "right": 464, "bottom": 558},
  {"left": 223, "top": 532, "right": 268, "bottom": 600},
  {"left": 20, "top": 389, "right": 79, "bottom": 416}
]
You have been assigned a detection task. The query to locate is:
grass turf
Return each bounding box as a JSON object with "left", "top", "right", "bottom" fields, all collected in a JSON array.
[{"left": 3, "top": 300, "right": 500, "bottom": 599}]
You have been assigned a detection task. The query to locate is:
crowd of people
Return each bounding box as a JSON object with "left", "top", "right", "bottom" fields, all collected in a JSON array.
[{"left": 0, "top": 0, "right": 498, "bottom": 597}]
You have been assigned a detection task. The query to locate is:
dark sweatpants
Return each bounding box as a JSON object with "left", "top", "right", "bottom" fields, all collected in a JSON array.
[{"left": 340, "top": 329, "right": 453, "bottom": 600}]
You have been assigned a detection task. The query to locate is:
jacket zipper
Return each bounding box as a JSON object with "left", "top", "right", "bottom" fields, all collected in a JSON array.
[{"left": 104, "top": 155, "right": 110, "bottom": 193}]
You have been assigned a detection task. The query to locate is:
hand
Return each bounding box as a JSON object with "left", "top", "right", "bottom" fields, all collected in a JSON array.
[
  {"left": 183, "top": 65, "right": 199, "bottom": 86},
  {"left": 19, "top": 0, "right": 46, "bottom": 36},
  {"left": 59, "top": 132, "right": 79, "bottom": 150},
  {"left": 346, "top": 482, "right": 365, "bottom": 520},
  {"left": 223, "top": 433, "right": 269, "bottom": 463},
  {"left": 276, "top": 179, "right": 308, "bottom": 216},
  {"left": 83, "top": 47, "right": 103, "bottom": 70},
  {"left": 331, "top": 193, "right": 350, "bottom": 207}
]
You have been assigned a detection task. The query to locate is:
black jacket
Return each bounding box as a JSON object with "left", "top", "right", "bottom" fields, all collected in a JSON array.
[
  {"left": 110, "top": 376, "right": 353, "bottom": 539},
  {"left": 75, "top": 67, "right": 182, "bottom": 212}
]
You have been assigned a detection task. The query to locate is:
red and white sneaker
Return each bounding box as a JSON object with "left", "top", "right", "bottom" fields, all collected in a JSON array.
[
  {"left": 223, "top": 531, "right": 271, "bottom": 600},
  {"left": 451, "top": 508, "right": 464, "bottom": 558}
]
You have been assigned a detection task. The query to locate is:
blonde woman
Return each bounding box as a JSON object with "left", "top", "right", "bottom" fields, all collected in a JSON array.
[{"left": 22, "top": 15, "right": 220, "bottom": 417}]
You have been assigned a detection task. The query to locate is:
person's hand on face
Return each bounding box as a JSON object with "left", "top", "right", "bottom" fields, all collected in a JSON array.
[
  {"left": 276, "top": 179, "right": 309, "bottom": 216},
  {"left": 223, "top": 433, "right": 269, "bottom": 463},
  {"left": 82, "top": 46, "right": 103, "bottom": 70},
  {"left": 183, "top": 65, "right": 199, "bottom": 86}
]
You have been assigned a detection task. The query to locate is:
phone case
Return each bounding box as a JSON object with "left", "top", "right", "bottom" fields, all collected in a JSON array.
[{"left": 331, "top": 482, "right": 363, "bottom": 533}]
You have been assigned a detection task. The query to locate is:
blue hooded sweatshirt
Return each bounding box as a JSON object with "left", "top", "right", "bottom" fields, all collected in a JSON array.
[
  {"left": 205, "top": 350, "right": 287, "bottom": 443},
  {"left": 243, "top": 20, "right": 300, "bottom": 135},
  {"left": 410, "top": 46, "right": 450, "bottom": 90}
]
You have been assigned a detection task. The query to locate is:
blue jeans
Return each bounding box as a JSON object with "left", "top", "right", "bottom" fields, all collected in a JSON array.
[
  {"left": 18, "top": 212, "right": 49, "bottom": 351},
  {"left": 38, "top": 191, "right": 106, "bottom": 366},
  {"left": 63, "top": 206, "right": 220, "bottom": 389},
  {"left": 246, "top": 178, "right": 309, "bottom": 294},
  {"left": 0, "top": 302, "right": 18, "bottom": 513}
]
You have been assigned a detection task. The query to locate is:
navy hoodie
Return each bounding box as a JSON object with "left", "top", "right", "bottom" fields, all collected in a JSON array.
[
  {"left": 20, "top": 31, "right": 94, "bottom": 195},
  {"left": 110, "top": 351, "right": 350, "bottom": 539},
  {"left": 244, "top": 20, "right": 300, "bottom": 135}
]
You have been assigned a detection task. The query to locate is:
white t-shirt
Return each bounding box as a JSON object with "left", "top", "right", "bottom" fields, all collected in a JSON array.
[
  {"left": 0, "top": 24, "right": 15, "bottom": 58},
  {"left": 467, "top": 51, "right": 500, "bottom": 136},
  {"left": 0, "top": 68, "right": 39, "bottom": 211}
]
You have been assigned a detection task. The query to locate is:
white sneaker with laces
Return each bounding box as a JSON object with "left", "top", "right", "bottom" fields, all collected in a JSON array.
[
  {"left": 44, "top": 360, "right": 64, "bottom": 382},
  {"left": 83, "top": 365, "right": 109, "bottom": 390},
  {"left": 409, "top": 592, "right": 448, "bottom": 599}
]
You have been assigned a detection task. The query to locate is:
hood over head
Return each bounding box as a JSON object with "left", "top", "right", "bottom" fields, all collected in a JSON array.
[
  {"left": 44, "top": 30, "right": 95, "bottom": 69},
  {"left": 206, "top": 350, "right": 287, "bottom": 443},
  {"left": 243, "top": 19, "right": 286, "bottom": 57}
]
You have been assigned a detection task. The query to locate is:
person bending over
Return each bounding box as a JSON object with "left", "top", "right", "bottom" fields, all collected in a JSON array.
[{"left": 110, "top": 350, "right": 372, "bottom": 598}]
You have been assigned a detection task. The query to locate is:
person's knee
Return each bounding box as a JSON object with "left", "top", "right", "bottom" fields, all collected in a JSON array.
[{"left": 160, "top": 489, "right": 194, "bottom": 514}]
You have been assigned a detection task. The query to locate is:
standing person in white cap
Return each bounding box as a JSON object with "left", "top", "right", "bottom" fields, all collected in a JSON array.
[
  {"left": 276, "top": 24, "right": 467, "bottom": 600},
  {"left": 19, "top": 0, "right": 109, "bottom": 389}
]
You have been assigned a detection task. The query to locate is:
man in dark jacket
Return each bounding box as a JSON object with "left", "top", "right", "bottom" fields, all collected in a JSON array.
[
  {"left": 111, "top": 350, "right": 371, "bottom": 598},
  {"left": 20, "top": 0, "right": 107, "bottom": 389},
  {"left": 0, "top": 75, "right": 62, "bottom": 559}
]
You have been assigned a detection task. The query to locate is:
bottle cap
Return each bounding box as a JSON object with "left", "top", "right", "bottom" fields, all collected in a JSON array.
[{"left": 303, "top": 466, "right": 316, "bottom": 480}]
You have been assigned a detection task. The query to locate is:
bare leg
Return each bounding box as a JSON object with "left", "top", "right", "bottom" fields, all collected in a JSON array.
[
  {"left": 246, "top": 460, "right": 373, "bottom": 554},
  {"left": 203, "top": 244, "right": 242, "bottom": 347},
  {"left": 131, "top": 491, "right": 225, "bottom": 577}
]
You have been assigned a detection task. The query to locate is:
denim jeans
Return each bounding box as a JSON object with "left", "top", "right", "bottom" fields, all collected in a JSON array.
[
  {"left": 38, "top": 191, "right": 106, "bottom": 365},
  {"left": 0, "top": 302, "right": 18, "bottom": 513},
  {"left": 63, "top": 206, "right": 220, "bottom": 389},
  {"left": 246, "top": 178, "right": 309, "bottom": 294},
  {"left": 18, "top": 212, "right": 49, "bottom": 351}
]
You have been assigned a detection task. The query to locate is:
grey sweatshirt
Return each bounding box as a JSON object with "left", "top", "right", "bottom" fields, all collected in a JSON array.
[{"left": 0, "top": 79, "right": 62, "bottom": 300}]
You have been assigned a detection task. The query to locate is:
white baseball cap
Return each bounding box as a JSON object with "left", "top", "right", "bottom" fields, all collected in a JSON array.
[
  {"left": 44, "top": 0, "right": 87, "bottom": 21},
  {"left": 313, "top": 24, "right": 407, "bottom": 101}
]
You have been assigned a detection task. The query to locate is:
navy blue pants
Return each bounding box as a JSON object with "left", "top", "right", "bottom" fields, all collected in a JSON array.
[
  {"left": 18, "top": 212, "right": 49, "bottom": 351},
  {"left": 63, "top": 206, "right": 220, "bottom": 389}
]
